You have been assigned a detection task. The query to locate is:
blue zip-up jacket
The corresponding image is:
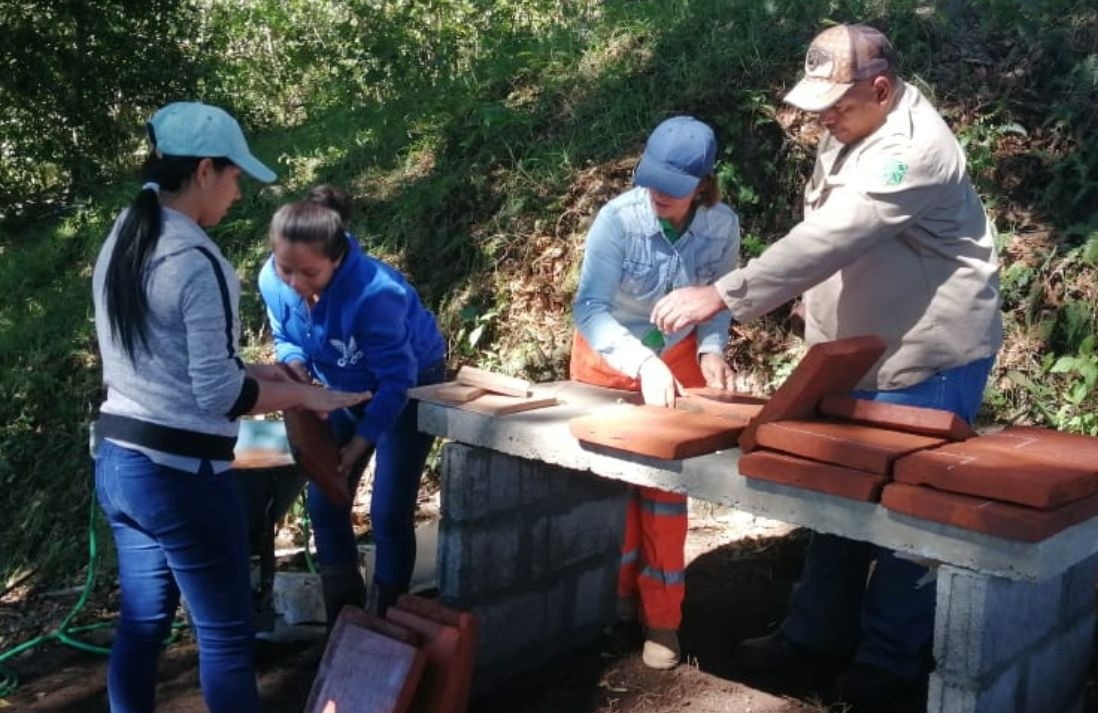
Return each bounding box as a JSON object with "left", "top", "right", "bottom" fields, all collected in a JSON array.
[{"left": 259, "top": 235, "right": 446, "bottom": 445}]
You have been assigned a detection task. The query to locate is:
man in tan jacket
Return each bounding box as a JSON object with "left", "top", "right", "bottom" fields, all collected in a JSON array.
[{"left": 651, "top": 24, "right": 1002, "bottom": 705}]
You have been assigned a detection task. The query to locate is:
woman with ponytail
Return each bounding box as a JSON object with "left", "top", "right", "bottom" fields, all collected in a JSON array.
[
  {"left": 92, "top": 103, "right": 371, "bottom": 713},
  {"left": 258, "top": 185, "right": 446, "bottom": 620}
]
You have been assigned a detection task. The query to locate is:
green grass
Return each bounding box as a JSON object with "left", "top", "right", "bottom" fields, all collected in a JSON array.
[{"left": 2, "top": 0, "right": 1097, "bottom": 589}]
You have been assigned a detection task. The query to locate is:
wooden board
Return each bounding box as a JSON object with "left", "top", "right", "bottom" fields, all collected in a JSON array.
[
  {"left": 306, "top": 607, "right": 426, "bottom": 713},
  {"left": 818, "top": 395, "right": 977, "bottom": 441},
  {"left": 570, "top": 404, "right": 744, "bottom": 460},
  {"left": 454, "top": 365, "right": 531, "bottom": 397},
  {"left": 882, "top": 482, "right": 1098, "bottom": 543},
  {"left": 435, "top": 384, "right": 487, "bottom": 403},
  {"left": 231, "top": 447, "right": 296, "bottom": 470},
  {"left": 408, "top": 382, "right": 558, "bottom": 416},
  {"left": 738, "top": 335, "right": 887, "bottom": 453},
  {"left": 739, "top": 449, "right": 888, "bottom": 502},
  {"left": 754, "top": 419, "right": 947, "bottom": 475}
]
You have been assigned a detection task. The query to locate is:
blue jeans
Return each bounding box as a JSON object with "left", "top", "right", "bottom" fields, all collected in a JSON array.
[
  {"left": 95, "top": 440, "right": 258, "bottom": 713},
  {"left": 781, "top": 356, "right": 994, "bottom": 679},
  {"left": 308, "top": 358, "right": 445, "bottom": 590}
]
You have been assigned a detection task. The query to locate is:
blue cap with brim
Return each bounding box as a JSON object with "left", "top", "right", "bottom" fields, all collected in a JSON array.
[
  {"left": 149, "top": 102, "right": 276, "bottom": 183},
  {"left": 633, "top": 116, "right": 716, "bottom": 198}
]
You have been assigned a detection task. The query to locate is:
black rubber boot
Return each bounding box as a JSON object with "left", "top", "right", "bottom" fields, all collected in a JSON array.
[
  {"left": 367, "top": 580, "right": 406, "bottom": 617},
  {"left": 319, "top": 565, "right": 367, "bottom": 628}
]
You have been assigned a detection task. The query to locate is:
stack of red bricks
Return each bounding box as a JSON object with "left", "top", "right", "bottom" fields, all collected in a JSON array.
[
  {"left": 738, "top": 335, "right": 1098, "bottom": 542},
  {"left": 305, "top": 595, "right": 478, "bottom": 713}
]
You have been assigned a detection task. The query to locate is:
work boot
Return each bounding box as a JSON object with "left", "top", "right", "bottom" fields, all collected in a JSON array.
[
  {"left": 319, "top": 565, "right": 366, "bottom": 628},
  {"left": 832, "top": 661, "right": 908, "bottom": 708},
  {"left": 367, "top": 580, "right": 406, "bottom": 617},
  {"left": 642, "top": 627, "right": 680, "bottom": 670},
  {"left": 735, "top": 630, "right": 810, "bottom": 671}
]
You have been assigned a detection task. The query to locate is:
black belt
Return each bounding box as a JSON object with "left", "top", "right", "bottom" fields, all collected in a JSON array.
[{"left": 96, "top": 413, "right": 237, "bottom": 461}]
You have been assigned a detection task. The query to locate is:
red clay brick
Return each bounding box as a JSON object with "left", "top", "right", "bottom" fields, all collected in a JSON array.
[
  {"left": 881, "top": 482, "right": 1098, "bottom": 542},
  {"left": 818, "top": 395, "right": 977, "bottom": 441},
  {"left": 674, "top": 394, "right": 763, "bottom": 423},
  {"left": 739, "top": 450, "right": 888, "bottom": 501},
  {"left": 393, "top": 595, "right": 478, "bottom": 713},
  {"left": 306, "top": 607, "right": 427, "bottom": 713},
  {"left": 283, "top": 408, "right": 352, "bottom": 508},
  {"left": 739, "top": 335, "right": 887, "bottom": 452},
  {"left": 964, "top": 426, "right": 1098, "bottom": 464},
  {"left": 893, "top": 438, "right": 1098, "bottom": 509},
  {"left": 570, "top": 404, "right": 744, "bottom": 460},
  {"left": 754, "top": 419, "right": 947, "bottom": 474}
]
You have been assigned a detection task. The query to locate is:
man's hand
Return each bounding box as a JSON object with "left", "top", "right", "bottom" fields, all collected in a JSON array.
[
  {"left": 339, "top": 435, "right": 374, "bottom": 476},
  {"left": 638, "top": 356, "right": 677, "bottom": 408},
  {"left": 699, "top": 353, "right": 735, "bottom": 390},
  {"left": 650, "top": 285, "right": 725, "bottom": 334},
  {"left": 301, "top": 386, "right": 372, "bottom": 419}
]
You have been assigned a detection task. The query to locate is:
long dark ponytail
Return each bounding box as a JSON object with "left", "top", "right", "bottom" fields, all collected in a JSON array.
[{"left": 104, "top": 125, "right": 234, "bottom": 361}]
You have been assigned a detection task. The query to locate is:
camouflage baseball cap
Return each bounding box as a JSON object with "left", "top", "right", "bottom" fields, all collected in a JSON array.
[{"left": 784, "top": 24, "right": 895, "bottom": 112}]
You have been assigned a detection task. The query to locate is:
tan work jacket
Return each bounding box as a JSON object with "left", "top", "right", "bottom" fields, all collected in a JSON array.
[{"left": 715, "top": 82, "right": 1003, "bottom": 390}]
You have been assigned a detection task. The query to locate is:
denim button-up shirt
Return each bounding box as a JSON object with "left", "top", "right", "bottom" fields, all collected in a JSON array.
[{"left": 574, "top": 186, "right": 740, "bottom": 378}]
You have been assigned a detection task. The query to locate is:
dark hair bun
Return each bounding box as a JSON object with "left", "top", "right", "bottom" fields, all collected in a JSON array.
[{"left": 306, "top": 184, "right": 352, "bottom": 223}]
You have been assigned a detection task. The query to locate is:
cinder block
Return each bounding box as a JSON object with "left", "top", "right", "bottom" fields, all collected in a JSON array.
[
  {"left": 439, "top": 525, "right": 521, "bottom": 599},
  {"left": 739, "top": 335, "right": 887, "bottom": 452},
  {"left": 572, "top": 562, "right": 617, "bottom": 630},
  {"left": 818, "top": 395, "right": 977, "bottom": 441},
  {"left": 306, "top": 607, "right": 426, "bottom": 713},
  {"left": 934, "top": 565, "right": 1061, "bottom": 680},
  {"left": 894, "top": 440, "right": 1098, "bottom": 509},
  {"left": 1023, "top": 614, "right": 1094, "bottom": 713},
  {"left": 739, "top": 449, "right": 888, "bottom": 501},
  {"left": 927, "top": 666, "right": 1021, "bottom": 713},
  {"left": 549, "top": 500, "right": 626, "bottom": 568},
  {"left": 755, "top": 419, "right": 946, "bottom": 474},
  {"left": 1059, "top": 552, "right": 1098, "bottom": 623},
  {"left": 440, "top": 445, "right": 521, "bottom": 523},
  {"left": 272, "top": 571, "right": 326, "bottom": 626},
  {"left": 882, "top": 483, "right": 1098, "bottom": 541},
  {"left": 472, "top": 590, "right": 545, "bottom": 671}
]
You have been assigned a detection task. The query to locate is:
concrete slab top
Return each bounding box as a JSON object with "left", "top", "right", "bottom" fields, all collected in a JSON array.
[{"left": 415, "top": 381, "right": 1098, "bottom": 582}]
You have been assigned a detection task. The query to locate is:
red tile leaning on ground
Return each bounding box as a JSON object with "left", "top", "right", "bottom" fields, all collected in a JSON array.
[{"left": 393, "top": 595, "right": 478, "bottom": 713}]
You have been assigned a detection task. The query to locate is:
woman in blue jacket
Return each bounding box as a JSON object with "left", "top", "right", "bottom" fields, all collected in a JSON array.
[{"left": 258, "top": 185, "right": 447, "bottom": 619}]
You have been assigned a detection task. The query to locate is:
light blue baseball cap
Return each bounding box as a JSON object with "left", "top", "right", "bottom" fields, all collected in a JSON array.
[
  {"left": 633, "top": 116, "right": 716, "bottom": 198},
  {"left": 148, "top": 102, "right": 276, "bottom": 183}
]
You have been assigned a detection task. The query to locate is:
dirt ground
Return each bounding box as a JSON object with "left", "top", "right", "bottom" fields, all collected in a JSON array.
[{"left": 2, "top": 512, "right": 1095, "bottom": 713}]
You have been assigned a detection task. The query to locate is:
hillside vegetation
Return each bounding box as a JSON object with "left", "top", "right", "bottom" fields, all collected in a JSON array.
[{"left": 1, "top": 0, "right": 1096, "bottom": 588}]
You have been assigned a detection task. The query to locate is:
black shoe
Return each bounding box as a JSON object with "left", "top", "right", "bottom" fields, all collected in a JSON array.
[
  {"left": 832, "top": 661, "right": 907, "bottom": 707},
  {"left": 601, "top": 619, "right": 644, "bottom": 657},
  {"left": 735, "top": 630, "right": 810, "bottom": 671}
]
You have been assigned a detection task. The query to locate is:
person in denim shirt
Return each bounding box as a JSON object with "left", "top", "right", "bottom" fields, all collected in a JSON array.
[
  {"left": 259, "top": 185, "right": 447, "bottom": 620},
  {"left": 571, "top": 116, "right": 740, "bottom": 669}
]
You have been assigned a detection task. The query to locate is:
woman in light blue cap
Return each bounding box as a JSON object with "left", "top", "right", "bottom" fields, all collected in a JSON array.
[
  {"left": 91, "top": 102, "right": 371, "bottom": 713},
  {"left": 570, "top": 115, "right": 741, "bottom": 669}
]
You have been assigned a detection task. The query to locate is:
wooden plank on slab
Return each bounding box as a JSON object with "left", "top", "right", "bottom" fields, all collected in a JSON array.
[{"left": 454, "top": 365, "right": 531, "bottom": 397}]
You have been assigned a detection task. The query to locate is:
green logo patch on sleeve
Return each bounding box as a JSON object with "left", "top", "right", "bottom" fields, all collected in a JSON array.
[{"left": 880, "top": 158, "right": 909, "bottom": 186}]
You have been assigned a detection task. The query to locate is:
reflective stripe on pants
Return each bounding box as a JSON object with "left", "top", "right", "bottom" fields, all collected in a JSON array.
[{"left": 570, "top": 330, "right": 705, "bottom": 629}]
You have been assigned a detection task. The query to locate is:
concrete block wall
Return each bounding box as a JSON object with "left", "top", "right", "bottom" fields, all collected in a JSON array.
[
  {"left": 437, "top": 443, "right": 630, "bottom": 691},
  {"left": 929, "top": 553, "right": 1098, "bottom": 713}
]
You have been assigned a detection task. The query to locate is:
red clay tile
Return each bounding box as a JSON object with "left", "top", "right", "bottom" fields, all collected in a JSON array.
[
  {"left": 963, "top": 426, "right": 1098, "bottom": 464},
  {"left": 674, "top": 394, "right": 763, "bottom": 423},
  {"left": 881, "top": 482, "right": 1098, "bottom": 542},
  {"left": 739, "top": 335, "right": 887, "bottom": 452},
  {"left": 818, "top": 395, "right": 977, "bottom": 441},
  {"left": 893, "top": 438, "right": 1098, "bottom": 509},
  {"left": 283, "top": 408, "right": 352, "bottom": 508},
  {"left": 393, "top": 595, "right": 478, "bottom": 713},
  {"left": 754, "top": 419, "right": 947, "bottom": 474},
  {"left": 306, "top": 607, "right": 427, "bottom": 713},
  {"left": 386, "top": 608, "right": 464, "bottom": 713},
  {"left": 739, "top": 450, "right": 888, "bottom": 501},
  {"left": 570, "top": 404, "right": 744, "bottom": 459}
]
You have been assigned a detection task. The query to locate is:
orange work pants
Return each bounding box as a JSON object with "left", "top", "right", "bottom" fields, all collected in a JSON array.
[{"left": 570, "top": 331, "right": 704, "bottom": 629}]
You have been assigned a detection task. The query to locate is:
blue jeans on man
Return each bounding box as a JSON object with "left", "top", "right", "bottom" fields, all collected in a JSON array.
[
  {"left": 95, "top": 440, "right": 259, "bottom": 713},
  {"left": 780, "top": 356, "right": 994, "bottom": 679}
]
